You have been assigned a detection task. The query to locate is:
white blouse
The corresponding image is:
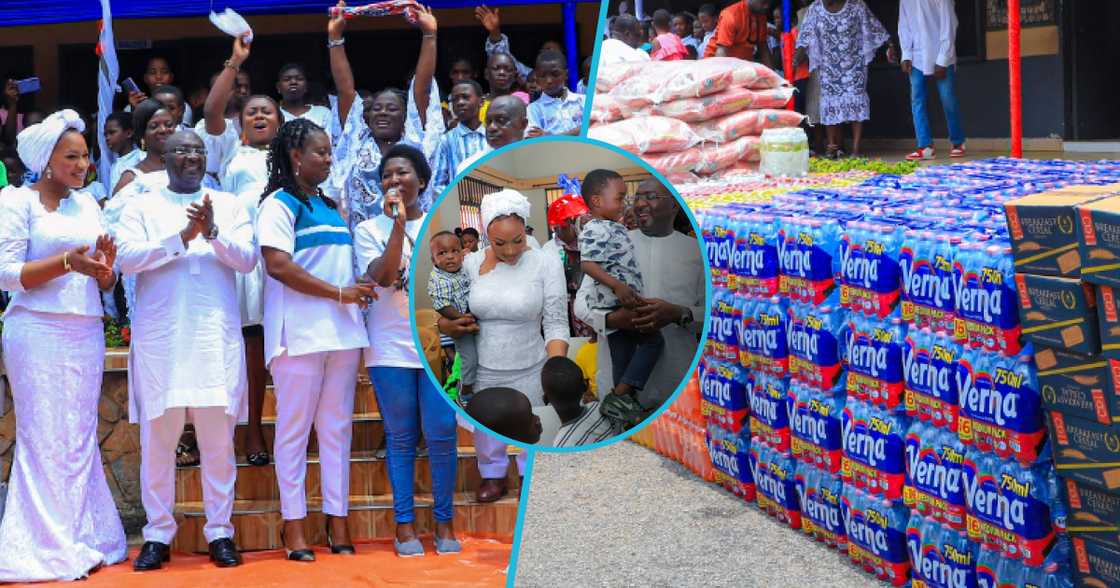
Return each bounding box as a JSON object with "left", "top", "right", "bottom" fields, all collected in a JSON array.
[
  {"left": 115, "top": 187, "right": 257, "bottom": 423},
  {"left": 202, "top": 124, "right": 270, "bottom": 326},
  {"left": 353, "top": 214, "right": 425, "bottom": 369},
  {"left": 464, "top": 247, "right": 568, "bottom": 371},
  {"left": 0, "top": 186, "right": 106, "bottom": 318}
]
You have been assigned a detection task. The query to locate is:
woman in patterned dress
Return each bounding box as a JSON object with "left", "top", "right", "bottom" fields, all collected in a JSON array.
[{"left": 794, "top": 0, "right": 890, "bottom": 158}]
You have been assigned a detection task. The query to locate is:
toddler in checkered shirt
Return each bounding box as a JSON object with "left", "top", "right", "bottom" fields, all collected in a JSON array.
[{"left": 427, "top": 230, "right": 477, "bottom": 397}]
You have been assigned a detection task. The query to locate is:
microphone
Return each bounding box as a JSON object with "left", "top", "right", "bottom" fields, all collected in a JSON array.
[{"left": 386, "top": 187, "right": 402, "bottom": 218}]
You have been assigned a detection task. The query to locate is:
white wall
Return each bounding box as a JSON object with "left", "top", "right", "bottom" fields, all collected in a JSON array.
[{"left": 414, "top": 141, "right": 642, "bottom": 310}]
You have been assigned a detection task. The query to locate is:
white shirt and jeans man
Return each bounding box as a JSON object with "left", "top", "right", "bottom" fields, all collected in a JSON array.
[{"left": 898, "top": 0, "right": 966, "bottom": 157}]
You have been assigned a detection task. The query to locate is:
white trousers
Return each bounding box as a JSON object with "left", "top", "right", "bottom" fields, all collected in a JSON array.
[
  {"left": 474, "top": 430, "right": 528, "bottom": 479},
  {"left": 140, "top": 406, "right": 237, "bottom": 544},
  {"left": 270, "top": 349, "right": 361, "bottom": 520}
]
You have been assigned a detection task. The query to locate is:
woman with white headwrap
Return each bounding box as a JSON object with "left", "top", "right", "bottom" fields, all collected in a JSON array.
[
  {"left": 0, "top": 110, "right": 128, "bottom": 581},
  {"left": 456, "top": 188, "right": 568, "bottom": 500}
]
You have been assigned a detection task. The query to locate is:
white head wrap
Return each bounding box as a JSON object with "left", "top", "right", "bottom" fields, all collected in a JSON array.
[
  {"left": 16, "top": 109, "right": 86, "bottom": 174},
  {"left": 480, "top": 189, "right": 532, "bottom": 237}
]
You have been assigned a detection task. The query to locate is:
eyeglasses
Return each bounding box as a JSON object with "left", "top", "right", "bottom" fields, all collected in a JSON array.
[
  {"left": 633, "top": 191, "right": 668, "bottom": 202},
  {"left": 170, "top": 146, "right": 207, "bottom": 156}
]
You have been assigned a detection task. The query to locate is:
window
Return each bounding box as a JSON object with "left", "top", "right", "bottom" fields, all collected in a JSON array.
[{"left": 457, "top": 176, "right": 503, "bottom": 233}]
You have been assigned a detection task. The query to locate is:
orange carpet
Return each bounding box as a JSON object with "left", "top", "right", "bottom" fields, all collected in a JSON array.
[{"left": 13, "top": 538, "right": 511, "bottom": 588}]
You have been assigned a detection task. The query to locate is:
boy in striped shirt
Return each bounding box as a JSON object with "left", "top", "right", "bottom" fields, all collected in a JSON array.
[{"left": 544, "top": 357, "right": 613, "bottom": 447}]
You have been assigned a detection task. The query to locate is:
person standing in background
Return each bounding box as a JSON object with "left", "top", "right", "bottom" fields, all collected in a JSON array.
[
  {"left": 704, "top": 0, "right": 773, "bottom": 68},
  {"left": 794, "top": 0, "right": 890, "bottom": 159},
  {"left": 895, "top": 0, "right": 966, "bottom": 160},
  {"left": 649, "top": 9, "right": 688, "bottom": 61},
  {"left": 696, "top": 4, "right": 719, "bottom": 58}
]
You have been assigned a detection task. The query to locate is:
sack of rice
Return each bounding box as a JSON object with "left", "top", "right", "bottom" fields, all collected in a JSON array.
[
  {"left": 642, "top": 86, "right": 794, "bottom": 123},
  {"left": 587, "top": 116, "right": 701, "bottom": 155},
  {"left": 691, "top": 109, "right": 806, "bottom": 143}
]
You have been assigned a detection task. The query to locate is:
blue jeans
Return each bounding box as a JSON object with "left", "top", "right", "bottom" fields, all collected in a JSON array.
[
  {"left": 608, "top": 329, "right": 665, "bottom": 391},
  {"left": 368, "top": 367, "right": 457, "bottom": 524},
  {"left": 909, "top": 65, "right": 966, "bottom": 149}
]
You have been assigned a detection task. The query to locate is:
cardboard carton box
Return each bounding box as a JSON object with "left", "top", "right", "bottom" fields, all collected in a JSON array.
[
  {"left": 1034, "top": 346, "right": 1120, "bottom": 425},
  {"left": 1063, "top": 476, "right": 1120, "bottom": 550},
  {"left": 1097, "top": 284, "right": 1120, "bottom": 361},
  {"left": 1015, "top": 273, "right": 1100, "bottom": 355},
  {"left": 1047, "top": 410, "right": 1120, "bottom": 492},
  {"left": 1071, "top": 535, "right": 1120, "bottom": 588},
  {"left": 1005, "top": 189, "right": 1117, "bottom": 277},
  {"left": 1078, "top": 194, "right": 1120, "bottom": 289}
]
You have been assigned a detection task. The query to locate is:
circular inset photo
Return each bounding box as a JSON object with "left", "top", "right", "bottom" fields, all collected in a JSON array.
[{"left": 409, "top": 137, "right": 710, "bottom": 451}]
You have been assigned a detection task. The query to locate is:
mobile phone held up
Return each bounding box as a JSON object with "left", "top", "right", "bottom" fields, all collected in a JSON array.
[
  {"left": 14, "top": 77, "right": 40, "bottom": 95},
  {"left": 121, "top": 77, "right": 141, "bottom": 95}
]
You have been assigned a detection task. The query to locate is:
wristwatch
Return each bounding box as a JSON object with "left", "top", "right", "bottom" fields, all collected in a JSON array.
[
  {"left": 676, "top": 307, "right": 694, "bottom": 327},
  {"left": 204, "top": 225, "right": 220, "bottom": 241}
]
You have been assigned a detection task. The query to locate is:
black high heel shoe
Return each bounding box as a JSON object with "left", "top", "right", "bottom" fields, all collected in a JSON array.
[
  {"left": 281, "top": 526, "right": 316, "bottom": 562},
  {"left": 326, "top": 515, "right": 356, "bottom": 555}
]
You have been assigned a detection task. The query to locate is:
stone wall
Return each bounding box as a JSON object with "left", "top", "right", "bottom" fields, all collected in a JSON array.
[{"left": 0, "top": 350, "right": 146, "bottom": 533}]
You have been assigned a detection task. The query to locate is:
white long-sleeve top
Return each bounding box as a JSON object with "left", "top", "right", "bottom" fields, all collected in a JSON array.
[
  {"left": 0, "top": 186, "right": 106, "bottom": 318},
  {"left": 116, "top": 186, "right": 257, "bottom": 423},
  {"left": 575, "top": 229, "right": 706, "bottom": 409},
  {"left": 464, "top": 246, "right": 569, "bottom": 372},
  {"left": 898, "top": 0, "right": 958, "bottom": 74},
  {"left": 200, "top": 125, "right": 270, "bottom": 326}
]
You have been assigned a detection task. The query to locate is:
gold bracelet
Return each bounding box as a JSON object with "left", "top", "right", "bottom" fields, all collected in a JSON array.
[
  {"left": 338, "top": 286, "right": 343, "bottom": 304},
  {"left": 62, "top": 251, "right": 71, "bottom": 272},
  {"left": 223, "top": 59, "right": 240, "bottom": 72}
]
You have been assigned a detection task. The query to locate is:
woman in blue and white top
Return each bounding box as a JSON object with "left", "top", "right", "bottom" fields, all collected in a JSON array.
[
  {"left": 353, "top": 144, "right": 460, "bottom": 557},
  {"left": 257, "top": 118, "right": 373, "bottom": 561}
]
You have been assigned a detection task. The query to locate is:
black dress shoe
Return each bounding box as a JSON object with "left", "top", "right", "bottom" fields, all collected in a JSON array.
[
  {"left": 133, "top": 541, "right": 170, "bottom": 571},
  {"left": 327, "top": 516, "right": 356, "bottom": 555},
  {"left": 208, "top": 537, "right": 243, "bottom": 567}
]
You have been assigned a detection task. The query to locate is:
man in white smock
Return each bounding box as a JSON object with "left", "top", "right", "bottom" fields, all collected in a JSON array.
[
  {"left": 116, "top": 130, "right": 258, "bottom": 571},
  {"left": 575, "top": 177, "right": 704, "bottom": 410}
]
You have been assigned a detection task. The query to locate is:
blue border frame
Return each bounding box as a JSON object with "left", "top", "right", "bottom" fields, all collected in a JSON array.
[{"left": 406, "top": 135, "right": 712, "bottom": 457}]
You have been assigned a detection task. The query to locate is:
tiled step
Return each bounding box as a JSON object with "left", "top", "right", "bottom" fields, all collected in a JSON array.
[
  {"left": 169, "top": 493, "right": 520, "bottom": 553},
  {"left": 261, "top": 377, "right": 380, "bottom": 419},
  {"left": 174, "top": 448, "right": 522, "bottom": 503},
  {"left": 233, "top": 414, "right": 475, "bottom": 454}
]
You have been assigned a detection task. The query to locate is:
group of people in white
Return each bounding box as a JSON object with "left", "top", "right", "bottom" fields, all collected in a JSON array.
[{"left": 0, "top": 1, "right": 582, "bottom": 580}]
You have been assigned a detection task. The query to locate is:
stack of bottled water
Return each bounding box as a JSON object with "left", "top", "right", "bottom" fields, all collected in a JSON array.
[{"left": 685, "top": 158, "right": 1120, "bottom": 586}]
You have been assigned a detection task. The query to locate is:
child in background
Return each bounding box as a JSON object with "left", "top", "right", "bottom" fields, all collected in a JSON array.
[
  {"left": 126, "top": 56, "right": 194, "bottom": 125},
  {"left": 457, "top": 227, "right": 481, "bottom": 252},
  {"left": 527, "top": 50, "right": 584, "bottom": 136},
  {"left": 674, "top": 12, "right": 700, "bottom": 59},
  {"left": 0, "top": 151, "right": 24, "bottom": 187},
  {"left": 650, "top": 9, "right": 687, "bottom": 61},
  {"left": 442, "top": 57, "right": 478, "bottom": 128},
  {"left": 578, "top": 169, "right": 664, "bottom": 400},
  {"left": 543, "top": 357, "right": 613, "bottom": 448},
  {"left": 275, "top": 63, "right": 333, "bottom": 131},
  {"left": 464, "top": 388, "right": 543, "bottom": 445},
  {"left": 431, "top": 80, "right": 487, "bottom": 197},
  {"left": 427, "top": 230, "right": 478, "bottom": 398}
]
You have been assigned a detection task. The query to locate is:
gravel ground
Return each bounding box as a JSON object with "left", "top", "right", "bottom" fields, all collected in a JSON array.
[{"left": 515, "top": 441, "right": 875, "bottom": 588}]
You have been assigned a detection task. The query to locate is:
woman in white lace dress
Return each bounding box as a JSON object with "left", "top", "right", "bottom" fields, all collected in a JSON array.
[
  {"left": 459, "top": 190, "right": 568, "bottom": 498},
  {"left": 794, "top": 0, "right": 889, "bottom": 158},
  {"left": 0, "top": 111, "right": 128, "bottom": 581}
]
